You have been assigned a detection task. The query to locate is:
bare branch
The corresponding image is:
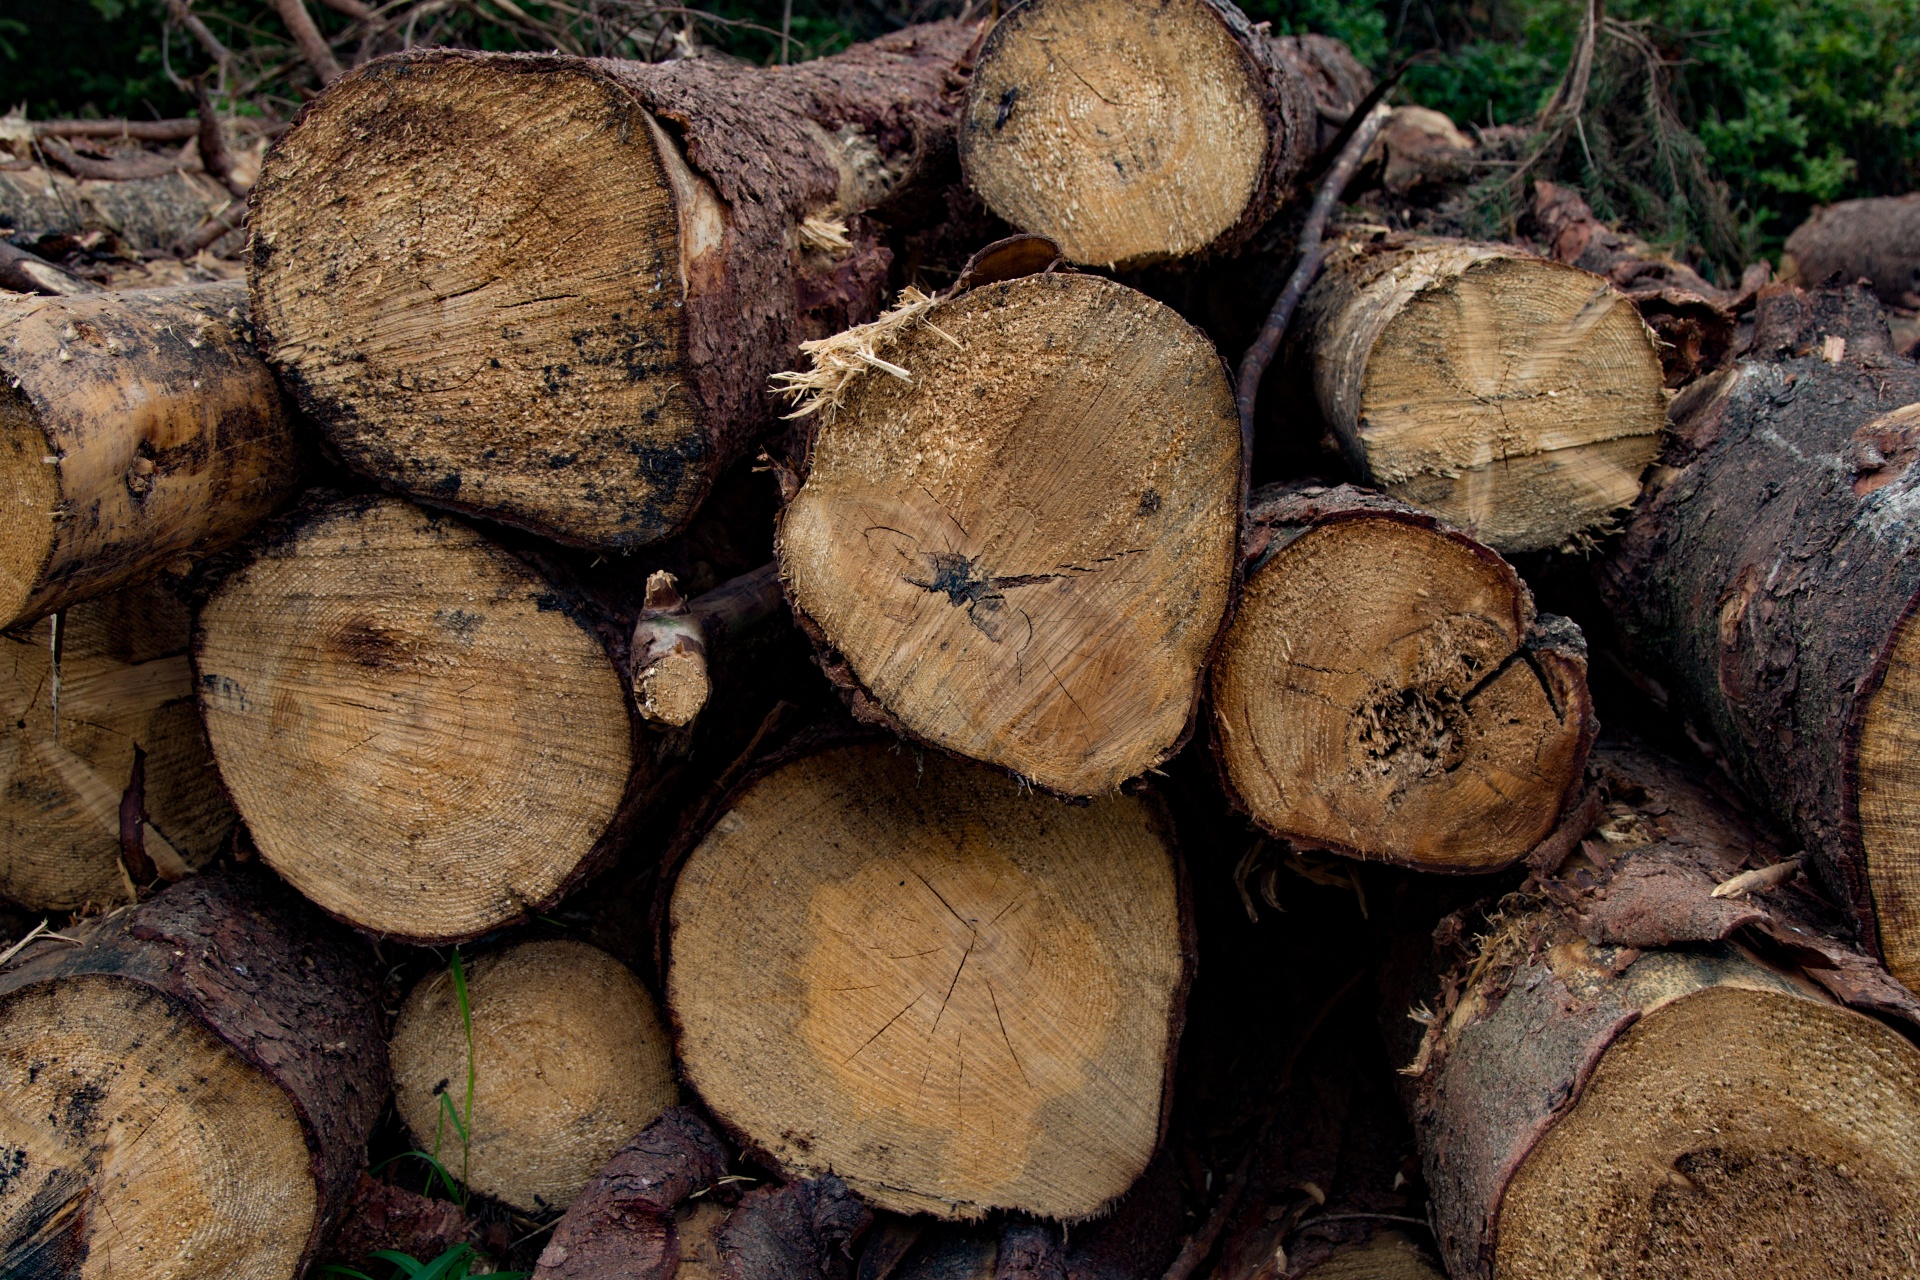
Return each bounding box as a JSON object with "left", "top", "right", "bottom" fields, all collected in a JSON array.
[{"left": 265, "top": 0, "right": 346, "bottom": 83}]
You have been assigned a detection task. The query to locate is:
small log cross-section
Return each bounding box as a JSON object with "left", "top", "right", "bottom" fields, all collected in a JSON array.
[
  {"left": 960, "top": 0, "right": 1319, "bottom": 266},
  {"left": 667, "top": 740, "right": 1192, "bottom": 1221},
  {"left": 777, "top": 272, "right": 1241, "bottom": 796},
  {"left": 0, "top": 579, "right": 234, "bottom": 910},
  {"left": 250, "top": 22, "right": 977, "bottom": 549},
  {"left": 1212, "top": 485, "right": 1595, "bottom": 872},
  {"left": 0, "top": 869, "right": 388, "bottom": 1280},
  {"left": 1391, "top": 743, "right": 1920, "bottom": 1279},
  {"left": 1600, "top": 322, "right": 1920, "bottom": 987},
  {"left": 194, "top": 495, "right": 643, "bottom": 943},
  {"left": 392, "top": 940, "right": 678, "bottom": 1212},
  {"left": 0, "top": 281, "right": 299, "bottom": 629},
  {"left": 1295, "top": 235, "right": 1668, "bottom": 553}
]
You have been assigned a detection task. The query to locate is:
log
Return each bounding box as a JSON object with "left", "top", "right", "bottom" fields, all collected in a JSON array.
[
  {"left": 0, "top": 578, "right": 235, "bottom": 910},
  {"left": 532, "top": 1106, "right": 731, "bottom": 1280},
  {"left": 1388, "top": 740, "right": 1920, "bottom": 1280},
  {"left": 959, "top": 0, "right": 1321, "bottom": 266},
  {"left": 323, "top": 1173, "right": 471, "bottom": 1271},
  {"left": 718, "top": 1176, "right": 871, "bottom": 1280},
  {"left": 1783, "top": 194, "right": 1920, "bottom": 309},
  {"left": 249, "top": 22, "right": 979, "bottom": 550},
  {"left": 193, "top": 494, "right": 647, "bottom": 944},
  {"left": 0, "top": 867, "right": 388, "bottom": 1278},
  {"left": 0, "top": 166, "right": 232, "bottom": 251},
  {"left": 392, "top": 939, "right": 677, "bottom": 1212},
  {"left": 0, "top": 280, "right": 299, "bottom": 629},
  {"left": 774, "top": 270, "right": 1240, "bottom": 796},
  {"left": 1293, "top": 234, "right": 1668, "bottom": 553},
  {"left": 0, "top": 241, "right": 100, "bottom": 296},
  {"left": 1599, "top": 300, "right": 1920, "bottom": 987},
  {"left": 630, "top": 563, "right": 785, "bottom": 728},
  {"left": 666, "top": 736, "right": 1192, "bottom": 1220},
  {"left": 1211, "top": 484, "right": 1595, "bottom": 872}
]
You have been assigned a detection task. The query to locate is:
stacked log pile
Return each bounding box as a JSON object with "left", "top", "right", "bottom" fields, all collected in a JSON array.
[{"left": 3, "top": 4, "right": 1918, "bottom": 1279}]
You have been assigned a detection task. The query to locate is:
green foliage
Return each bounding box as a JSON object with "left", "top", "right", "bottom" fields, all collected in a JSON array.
[
  {"left": 320, "top": 1242, "right": 528, "bottom": 1280},
  {"left": 1242, "top": 0, "right": 1389, "bottom": 66}
]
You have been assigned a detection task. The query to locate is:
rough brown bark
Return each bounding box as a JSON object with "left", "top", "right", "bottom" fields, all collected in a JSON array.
[
  {"left": 961, "top": 0, "right": 1321, "bottom": 267},
  {"left": 1211, "top": 483, "right": 1596, "bottom": 873},
  {"left": 0, "top": 242, "right": 99, "bottom": 296},
  {"left": 1599, "top": 288, "right": 1920, "bottom": 987},
  {"left": 0, "top": 280, "right": 300, "bottom": 629},
  {"left": 323, "top": 1174, "right": 470, "bottom": 1270},
  {"left": 719, "top": 1176, "right": 872, "bottom": 1280},
  {"left": 0, "top": 866, "right": 388, "bottom": 1277},
  {"left": 533, "top": 1106, "right": 731, "bottom": 1280},
  {"left": 1386, "top": 740, "right": 1920, "bottom": 1280},
  {"left": 251, "top": 22, "right": 979, "bottom": 549},
  {"left": 1783, "top": 194, "right": 1920, "bottom": 309}
]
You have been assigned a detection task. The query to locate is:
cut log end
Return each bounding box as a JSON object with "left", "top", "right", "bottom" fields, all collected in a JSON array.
[
  {"left": 393, "top": 940, "right": 677, "bottom": 1213},
  {"left": 668, "top": 741, "right": 1189, "bottom": 1221},
  {"left": 1496, "top": 983, "right": 1920, "bottom": 1279},
  {"left": 1, "top": 581, "right": 233, "bottom": 910},
  {"left": 1307, "top": 242, "right": 1667, "bottom": 553},
  {"left": 778, "top": 273, "right": 1239, "bottom": 796},
  {"left": 195, "top": 496, "right": 634, "bottom": 942},
  {"left": 252, "top": 55, "right": 705, "bottom": 547},
  {"left": 0, "top": 976, "right": 319, "bottom": 1278},
  {"left": 1854, "top": 576, "right": 1920, "bottom": 991},
  {"left": 1213, "top": 494, "right": 1592, "bottom": 871},
  {"left": 962, "top": 0, "right": 1272, "bottom": 267}
]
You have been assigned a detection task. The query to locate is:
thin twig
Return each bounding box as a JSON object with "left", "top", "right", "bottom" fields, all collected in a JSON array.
[
  {"left": 1234, "top": 100, "right": 1393, "bottom": 455},
  {"left": 195, "top": 80, "right": 248, "bottom": 199},
  {"left": 162, "top": 0, "right": 233, "bottom": 67}
]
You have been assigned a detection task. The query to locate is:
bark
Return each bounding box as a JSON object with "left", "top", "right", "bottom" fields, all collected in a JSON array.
[
  {"left": 961, "top": 0, "right": 1321, "bottom": 266},
  {"left": 663, "top": 734, "right": 1194, "bottom": 1220},
  {"left": 1530, "top": 180, "right": 1747, "bottom": 386},
  {"left": 0, "top": 280, "right": 300, "bottom": 629},
  {"left": 719, "top": 1176, "right": 871, "bottom": 1280},
  {"left": 0, "top": 166, "right": 231, "bottom": 250},
  {"left": 37, "top": 137, "right": 183, "bottom": 183},
  {"left": 0, "top": 866, "right": 388, "bottom": 1277},
  {"left": 0, "top": 242, "right": 98, "bottom": 296},
  {"left": 773, "top": 269, "right": 1241, "bottom": 797},
  {"left": 533, "top": 1106, "right": 731, "bottom": 1280},
  {"left": 1784, "top": 194, "right": 1920, "bottom": 309},
  {"left": 630, "top": 562, "right": 785, "bottom": 727},
  {"left": 1291, "top": 232, "right": 1667, "bottom": 553},
  {"left": 323, "top": 1175, "right": 470, "bottom": 1269},
  {"left": 1598, "top": 287, "right": 1920, "bottom": 987},
  {"left": 251, "top": 21, "right": 979, "bottom": 549},
  {"left": 1211, "top": 483, "right": 1596, "bottom": 873},
  {"left": 1385, "top": 740, "right": 1920, "bottom": 1280}
]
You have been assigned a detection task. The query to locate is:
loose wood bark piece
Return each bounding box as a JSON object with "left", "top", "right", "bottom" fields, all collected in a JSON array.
[
  {"left": 0, "top": 868, "right": 387, "bottom": 1279},
  {"left": 1599, "top": 324, "right": 1920, "bottom": 987},
  {"left": 1784, "top": 194, "right": 1920, "bottom": 309},
  {"left": 394, "top": 939, "right": 678, "bottom": 1212},
  {"left": 533, "top": 1105, "right": 730, "bottom": 1280},
  {"left": 1295, "top": 234, "right": 1667, "bottom": 553},
  {"left": 1212, "top": 485, "right": 1594, "bottom": 872},
  {"left": 719, "top": 1176, "right": 872, "bottom": 1280},
  {"left": 324, "top": 1173, "right": 471, "bottom": 1270},
  {"left": 0, "top": 281, "right": 298, "bottom": 628},
  {"left": 250, "top": 22, "right": 977, "bottom": 549},
  {"left": 194, "top": 495, "right": 642, "bottom": 943},
  {"left": 668, "top": 740, "right": 1191, "bottom": 1220},
  {"left": 960, "top": 0, "right": 1316, "bottom": 266},
  {"left": 1391, "top": 742, "right": 1920, "bottom": 1280},
  {"left": 776, "top": 273, "right": 1239, "bottom": 796},
  {"left": 0, "top": 579, "right": 234, "bottom": 910}
]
